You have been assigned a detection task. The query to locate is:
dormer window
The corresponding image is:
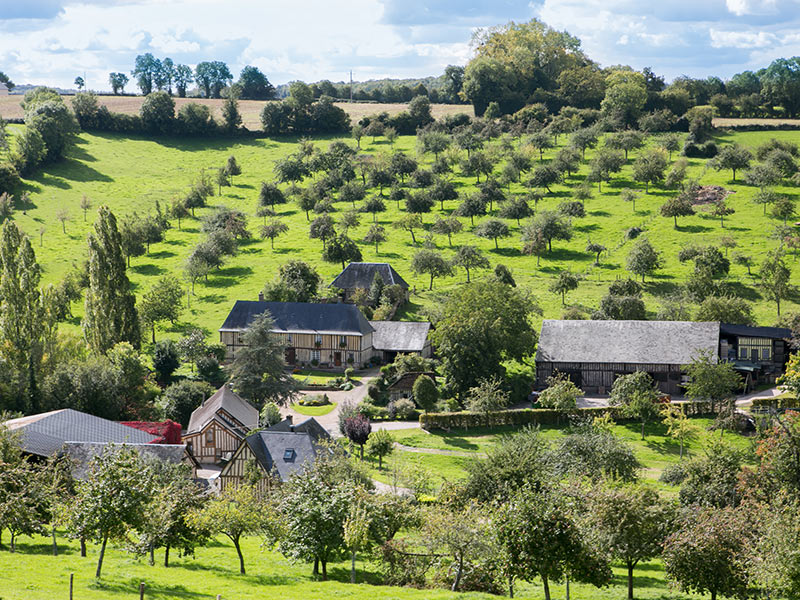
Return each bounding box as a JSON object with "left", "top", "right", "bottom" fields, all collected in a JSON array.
[
  {"left": 315, "top": 334, "right": 322, "bottom": 345},
  {"left": 283, "top": 448, "right": 295, "bottom": 462}
]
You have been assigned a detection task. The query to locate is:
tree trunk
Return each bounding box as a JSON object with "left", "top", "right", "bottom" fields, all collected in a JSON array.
[
  {"left": 674, "top": 215, "right": 678, "bottom": 228},
  {"left": 508, "top": 575, "right": 514, "bottom": 598},
  {"left": 10, "top": 531, "right": 15, "bottom": 552},
  {"left": 80, "top": 537, "right": 86, "bottom": 557},
  {"left": 494, "top": 238, "right": 498, "bottom": 249},
  {"left": 627, "top": 562, "right": 635, "bottom": 600},
  {"left": 149, "top": 546, "right": 155, "bottom": 566},
  {"left": 410, "top": 230, "right": 416, "bottom": 244},
  {"left": 452, "top": 555, "right": 464, "bottom": 592},
  {"left": 465, "top": 267, "right": 470, "bottom": 283},
  {"left": 429, "top": 273, "right": 434, "bottom": 291},
  {"left": 313, "top": 558, "right": 319, "bottom": 576},
  {"left": 350, "top": 550, "right": 356, "bottom": 583},
  {"left": 680, "top": 438, "right": 684, "bottom": 459},
  {"left": 152, "top": 323, "right": 156, "bottom": 344},
  {"left": 52, "top": 524, "right": 58, "bottom": 556},
  {"left": 234, "top": 537, "right": 246, "bottom": 574},
  {"left": 711, "top": 590, "right": 716, "bottom": 600},
  {"left": 641, "top": 420, "right": 645, "bottom": 440},
  {"left": 164, "top": 545, "right": 170, "bottom": 567},
  {"left": 359, "top": 444, "right": 364, "bottom": 460},
  {"left": 321, "top": 559, "right": 328, "bottom": 581},
  {"left": 542, "top": 576, "right": 551, "bottom": 600},
  {"left": 96, "top": 534, "right": 108, "bottom": 578}
]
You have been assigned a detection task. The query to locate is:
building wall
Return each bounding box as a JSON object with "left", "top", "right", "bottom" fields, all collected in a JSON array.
[
  {"left": 221, "top": 330, "right": 369, "bottom": 367},
  {"left": 218, "top": 442, "right": 273, "bottom": 496},
  {"left": 184, "top": 420, "right": 242, "bottom": 465},
  {"left": 536, "top": 361, "right": 686, "bottom": 396}
]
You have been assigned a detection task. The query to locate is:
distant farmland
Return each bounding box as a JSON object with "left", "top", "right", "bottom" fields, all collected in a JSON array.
[{"left": 0, "top": 94, "right": 474, "bottom": 130}]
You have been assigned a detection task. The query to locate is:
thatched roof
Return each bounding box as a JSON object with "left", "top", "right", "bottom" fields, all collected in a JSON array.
[{"left": 536, "top": 320, "right": 720, "bottom": 365}]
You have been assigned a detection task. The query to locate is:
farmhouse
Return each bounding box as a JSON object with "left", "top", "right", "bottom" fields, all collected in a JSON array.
[
  {"left": 330, "top": 262, "right": 410, "bottom": 301},
  {"left": 219, "top": 300, "right": 375, "bottom": 367},
  {"left": 369, "top": 320, "right": 432, "bottom": 362},
  {"left": 183, "top": 385, "right": 259, "bottom": 465},
  {"left": 718, "top": 323, "right": 791, "bottom": 387},
  {"left": 536, "top": 320, "right": 792, "bottom": 396},
  {"left": 219, "top": 416, "right": 331, "bottom": 494}
]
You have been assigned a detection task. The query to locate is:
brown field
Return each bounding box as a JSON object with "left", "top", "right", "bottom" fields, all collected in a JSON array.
[
  {"left": 713, "top": 117, "right": 800, "bottom": 127},
  {"left": 0, "top": 95, "right": 473, "bottom": 130}
]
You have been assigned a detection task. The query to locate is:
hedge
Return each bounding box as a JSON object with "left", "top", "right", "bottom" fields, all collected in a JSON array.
[
  {"left": 419, "top": 401, "right": 717, "bottom": 431},
  {"left": 750, "top": 394, "right": 800, "bottom": 410}
]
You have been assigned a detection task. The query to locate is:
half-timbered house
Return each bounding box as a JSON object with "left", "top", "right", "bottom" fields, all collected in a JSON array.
[
  {"left": 219, "top": 300, "right": 375, "bottom": 368},
  {"left": 219, "top": 416, "right": 331, "bottom": 495},
  {"left": 183, "top": 385, "right": 259, "bottom": 465}
]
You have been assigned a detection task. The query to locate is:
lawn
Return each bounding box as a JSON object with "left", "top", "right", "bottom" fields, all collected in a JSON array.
[
  {"left": 373, "top": 416, "right": 756, "bottom": 491},
  {"left": 291, "top": 369, "right": 361, "bottom": 385},
  {"left": 291, "top": 400, "right": 337, "bottom": 416},
  {"left": 2, "top": 123, "right": 800, "bottom": 350},
  {"left": 0, "top": 530, "right": 702, "bottom": 600}
]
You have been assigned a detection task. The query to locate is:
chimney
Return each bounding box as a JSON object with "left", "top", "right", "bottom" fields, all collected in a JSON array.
[
  {"left": 285, "top": 415, "right": 292, "bottom": 424},
  {"left": 258, "top": 291, "right": 264, "bottom": 302}
]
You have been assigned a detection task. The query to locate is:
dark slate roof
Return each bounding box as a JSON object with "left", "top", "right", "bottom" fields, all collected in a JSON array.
[
  {"left": 244, "top": 417, "right": 331, "bottom": 482},
  {"left": 3, "top": 409, "right": 157, "bottom": 458},
  {"left": 330, "top": 262, "right": 409, "bottom": 290},
  {"left": 369, "top": 320, "right": 431, "bottom": 352},
  {"left": 63, "top": 442, "right": 188, "bottom": 480},
  {"left": 219, "top": 301, "right": 374, "bottom": 336},
  {"left": 720, "top": 323, "right": 791, "bottom": 339},
  {"left": 186, "top": 385, "right": 259, "bottom": 436},
  {"left": 536, "top": 320, "right": 720, "bottom": 365}
]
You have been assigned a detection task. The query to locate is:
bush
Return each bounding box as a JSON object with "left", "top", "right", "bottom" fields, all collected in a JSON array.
[
  {"left": 152, "top": 339, "right": 180, "bottom": 384},
  {"left": 162, "top": 380, "right": 214, "bottom": 428},
  {"left": 0, "top": 162, "right": 20, "bottom": 195},
  {"left": 388, "top": 397, "right": 417, "bottom": 420},
  {"left": 298, "top": 393, "right": 330, "bottom": 407},
  {"left": 659, "top": 462, "right": 688, "bottom": 485},
  {"left": 140, "top": 91, "right": 175, "bottom": 134},
  {"left": 357, "top": 400, "right": 388, "bottom": 419},
  {"left": 196, "top": 355, "right": 222, "bottom": 384},
  {"left": 750, "top": 394, "right": 799, "bottom": 410},
  {"left": 177, "top": 102, "right": 218, "bottom": 135},
  {"left": 683, "top": 141, "right": 718, "bottom": 158},
  {"left": 625, "top": 226, "right": 642, "bottom": 240},
  {"left": 344, "top": 367, "right": 354, "bottom": 380}
]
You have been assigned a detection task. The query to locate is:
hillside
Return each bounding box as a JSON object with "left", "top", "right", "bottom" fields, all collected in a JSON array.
[{"left": 3, "top": 125, "right": 800, "bottom": 345}]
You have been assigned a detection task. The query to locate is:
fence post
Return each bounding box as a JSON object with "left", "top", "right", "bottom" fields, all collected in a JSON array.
[
  {"left": 69, "top": 573, "right": 73, "bottom": 600},
  {"left": 139, "top": 582, "right": 145, "bottom": 600}
]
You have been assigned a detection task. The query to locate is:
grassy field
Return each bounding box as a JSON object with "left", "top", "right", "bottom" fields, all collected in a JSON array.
[
  {"left": 369, "top": 417, "right": 755, "bottom": 491},
  {"left": 0, "top": 95, "right": 474, "bottom": 130},
  {"left": 2, "top": 124, "right": 800, "bottom": 347},
  {"left": 0, "top": 531, "right": 705, "bottom": 600},
  {"left": 291, "top": 401, "right": 337, "bottom": 416}
]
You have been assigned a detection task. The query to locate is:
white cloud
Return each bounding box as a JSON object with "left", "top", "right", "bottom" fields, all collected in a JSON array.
[
  {"left": 710, "top": 29, "right": 777, "bottom": 48},
  {"left": 725, "top": 0, "right": 777, "bottom": 16}
]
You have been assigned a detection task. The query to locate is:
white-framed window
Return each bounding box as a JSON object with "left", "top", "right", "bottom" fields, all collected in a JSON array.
[
  {"left": 311, "top": 350, "right": 321, "bottom": 362},
  {"left": 340, "top": 335, "right": 347, "bottom": 346},
  {"left": 315, "top": 334, "right": 322, "bottom": 345},
  {"left": 287, "top": 334, "right": 293, "bottom": 345},
  {"left": 205, "top": 429, "right": 214, "bottom": 444}
]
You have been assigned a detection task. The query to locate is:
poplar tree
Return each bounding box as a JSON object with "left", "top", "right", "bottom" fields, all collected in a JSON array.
[
  {"left": 83, "top": 206, "right": 141, "bottom": 353},
  {"left": 0, "top": 221, "right": 46, "bottom": 412}
]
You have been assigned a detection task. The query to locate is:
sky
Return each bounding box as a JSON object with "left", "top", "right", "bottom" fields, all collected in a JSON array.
[{"left": 1, "top": 0, "right": 800, "bottom": 92}]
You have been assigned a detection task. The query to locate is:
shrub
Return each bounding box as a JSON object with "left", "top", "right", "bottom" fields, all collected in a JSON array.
[
  {"left": 0, "top": 162, "right": 20, "bottom": 195},
  {"left": 344, "top": 367, "right": 354, "bottom": 380},
  {"left": 357, "top": 400, "right": 388, "bottom": 420},
  {"left": 625, "top": 226, "right": 642, "bottom": 240},
  {"left": 659, "top": 462, "right": 688, "bottom": 486},
  {"left": 750, "top": 394, "right": 799, "bottom": 410},
  {"left": 299, "top": 393, "right": 329, "bottom": 406},
  {"left": 260, "top": 402, "right": 282, "bottom": 427},
  {"left": 196, "top": 355, "right": 223, "bottom": 384},
  {"left": 388, "top": 398, "right": 417, "bottom": 420}
]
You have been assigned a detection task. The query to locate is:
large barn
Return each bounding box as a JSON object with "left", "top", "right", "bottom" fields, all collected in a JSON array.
[
  {"left": 535, "top": 320, "right": 720, "bottom": 396},
  {"left": 535, "top": 320, "right": 792, "bottom": 396}
]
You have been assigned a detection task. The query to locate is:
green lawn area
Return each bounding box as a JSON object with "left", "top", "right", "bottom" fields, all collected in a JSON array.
[
  {"left": 3, "top": 124, "right": 800, "bottom": 349},
  {"left": 291, "top": 369, "right": 361, "bottom": 385},
  {"left": 375, "top": 417, "right": 755, "bottom": 491},
  {"left": 291, "top": 400, "right": 337, "bottom": 416},
  {"left": 0, "top": 531, "right": 703, "bottom": 600}
]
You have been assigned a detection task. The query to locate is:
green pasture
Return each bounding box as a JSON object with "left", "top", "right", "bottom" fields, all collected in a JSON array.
[
  {"left": 0, "top": 530, "right": 707, "bottom": 600},
  {"left": 5, "top": 125, "right": 800, "bottom": 347}
]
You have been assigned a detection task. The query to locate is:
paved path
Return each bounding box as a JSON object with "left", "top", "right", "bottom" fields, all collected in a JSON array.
[{"left": 372, "top": 420, "right": 421, "bottom": 431}]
